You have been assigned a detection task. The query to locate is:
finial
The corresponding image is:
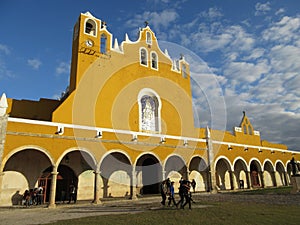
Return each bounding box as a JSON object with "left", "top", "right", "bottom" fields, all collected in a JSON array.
[
  {"left": 0, "top": 93, "right": 8, "bottom": 116},
  {"left": 243, "top": 111, "right": 246, "bottom": 116},
  {"left": 144, "top": 21, "right": 149, "bottom": 27},
  {"left": 101, "top": 21, "right": 107, "bottom": 28},
  {"left": 180, "top": 53, "right": 184, "bottom": 59}
]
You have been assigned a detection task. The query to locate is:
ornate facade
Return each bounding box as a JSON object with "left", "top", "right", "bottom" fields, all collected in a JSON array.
[{"left": 0, "top": 12, "right": 299, "bottom": 207}]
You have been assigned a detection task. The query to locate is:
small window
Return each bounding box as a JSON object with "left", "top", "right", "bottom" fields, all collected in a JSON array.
[
  {"left": 243, "top": 125, "right": 247, "bottom": 134},
  {"left": 140, "top": 48, "right": 148, "bottom": 66},
  {"left": 151, "top": 52, "right": 158, "bottom": 69},
  {"left": 100, "top": 34, "right": 107, "bottom": 53},
  {"left": 146, "top": 31, "right": 152, "bottom": 45},
  {"left": 85, "top": 19, "right": 96, "bottom": 36}
]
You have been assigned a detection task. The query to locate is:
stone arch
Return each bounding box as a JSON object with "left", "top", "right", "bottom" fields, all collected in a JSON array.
[
  {"left": 286, "top": 160, "right": 293, "bottom": 184},
  {"left": 249, "top": 158, "right": 263, "bottom": 188},
  {"left": 263, "top": 160, "right": 276, "bottom": 187},
  {"left": 1, "top": 145, "right": 54, "bottom": 171},
  {"left": 100, "top": 151, "right": 132, "bottom": 198},
  {"left": 38, "top": 148, "right": 97, "bottom": 203},
  {"left": 275, "top": 160, "right": 287, "bottom": 186},
  {"left": 188, "top": 156, "right": 209, "bottom": 192},
  {"left": 233, "top": 157, "right": 249, "bottom": 189},
  {"left": 58, "top": 147, "right": 97, "bottom": 171},
  {"left": 135, "top": 153, "right": 162, "bottom": 195},
  {"left": 215, "top": 157, "right": 233, "bottom": 190},
  {"left": 164, "top": 154, "right": 187, "bottom": 192},
  {"left": 1, "top": 146, "right": 53, "bottom": 205}
]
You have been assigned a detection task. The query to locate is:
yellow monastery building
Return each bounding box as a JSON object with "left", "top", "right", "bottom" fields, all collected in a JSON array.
[{"left": 0, "top": 12, "right": 299, "bottom": 207}]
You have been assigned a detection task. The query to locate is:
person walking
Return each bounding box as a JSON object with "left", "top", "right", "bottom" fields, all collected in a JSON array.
[
  {"left": 191, "top": 179, "right": 196, "bottom": 193},
  {"left": 68, "top": 184, "right": 76, "bottom": 204},
  {"left": 160, "top": 180, "right": 167, "bottom": 206},
  {"left": 168, "top": 181, "right": 177, "bottom": 207},
  {"left": 182, "top": 181, "right": 192, "bottom": 209},
  {"left": 176, "top": 179, "right": 186, "bottom": 209}
]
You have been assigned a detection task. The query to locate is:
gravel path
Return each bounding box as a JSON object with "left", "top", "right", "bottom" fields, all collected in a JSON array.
[{"left": 0, "top": 193, "right": 299, "bottom": 225}]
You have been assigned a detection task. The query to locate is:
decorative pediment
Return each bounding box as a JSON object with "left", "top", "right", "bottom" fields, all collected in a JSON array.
[{"left": 235, "top": 111, "right": 260, "bottom": 136}]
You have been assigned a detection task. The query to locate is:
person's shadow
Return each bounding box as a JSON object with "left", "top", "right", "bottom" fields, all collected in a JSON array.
[{"left": 11, "top": 191, "right": 23, "bottom": 205}]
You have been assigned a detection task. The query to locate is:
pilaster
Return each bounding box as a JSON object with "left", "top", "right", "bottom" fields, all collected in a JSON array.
[
  {"left": 206, "top": 126, "right": 217, "bottom": 193},
  {"left": 0, "top": 115, "right": 8, "bottom": 169},
  {"left": 130, "top": 168, "right": 138, "bottom": 200},
  {"left": 48, "top": 167, "right": 58, "bottom": 208},
  {"left": 93, "top": 171, "right": 102, "bottom": 204}
]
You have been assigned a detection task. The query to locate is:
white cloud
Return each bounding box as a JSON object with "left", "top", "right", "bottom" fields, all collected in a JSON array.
[
  {"left": 269, "top": 44, "right": 300, "bottom": 73},
  {"left": 0, "top": 60, "right": 13, "bottom": 79},
  {"left": 125, "top": 9, "right": 178, "bottom": 31},
  {"left": 0, "top": 44, "right": 10, "bottom": 55},
  {"left": 243, "top": 48, "right": 265, "bottom": 60},
  {"left": 255, "top": 2, "right": 271, "bottom": 16},
  {"left": 275, "top": 8, "right": 285, "bottom": 15},
  {"left": 27, "top": 59, "right": 41, "bottom": 70},
  {"left": 0, "top": 44, "right": 13, "bottom": 79},
  {"left": 223, "top": 60, "right": 270, "bottom": 84},
  {"left": 56, "top": 62, "right": 70, "bottom": 75},
  {"left": 199, "top": 7, "right": 223, "bottom": 20},
  {"left": 262, "top": 16, "right": 300, "bottom": 44}
]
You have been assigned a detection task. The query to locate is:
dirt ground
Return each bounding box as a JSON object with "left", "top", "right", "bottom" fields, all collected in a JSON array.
[{"left": 1, "top": 193, "right": 299, "bottom": 225}]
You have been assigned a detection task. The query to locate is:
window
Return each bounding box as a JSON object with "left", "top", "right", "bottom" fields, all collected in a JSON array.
[
  {"left": 140, "top": 48, "right": 148, "bottom": 66},
  {"left": 85, "top": 19, "right": 97, "bottom": 36},
  {"left": 100, "top": 34, "right": 107, "bottom": 53},
  {"left": 151, "top": 52, "right": 158, "bottom": 69},
  {"left": 138, "top": 89, "right": 161, "bottom": 133},
  {"left": 146, "top": 31, "right": 152, "bottom": 45},
  {"left": 141, "top": 95, "right": 158, "bottom": 132},
  {"left": 243, "top": 125, "right": 247, "bottom": 134}
]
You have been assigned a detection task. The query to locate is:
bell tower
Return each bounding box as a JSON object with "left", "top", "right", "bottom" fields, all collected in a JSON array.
[{"left": 69, "top": 12, "right": 112, "bottom": 93}]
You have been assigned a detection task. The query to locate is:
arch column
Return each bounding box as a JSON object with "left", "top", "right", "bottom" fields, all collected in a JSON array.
[
  {"left": 0, "top": 172, "right": 5, "bottom": 202},
  {"left": 283, "top": 171, "right": 288, "bottom": 186},
  {"left": 130, "top": 167, "right": 138, "bottom": 200},
  {"left": 272, "top": 171, "right": 277, "bottom": 187},
  {"left": 259, "top": 171, "right": 265, "bottom": 188},
  {"left": 229, "top": 171, "right": 236, "bottom": 190},
  {"left": 185, "top": 169, "right": 190, "bottom": 181},
  {"left": 246, "top": 171, "right": 252, "bottom": 189},
  {"left": 48, "top": 166, "right": 58, "bottom": 208},
  {"left": 0, "top": 115, "right": 8, "bottom": 168},
  {"left": 206, "top": 127, "right": 217, "bottom": 193},
  {"left": 162, "top": 169, "right": 166, "bottom": 181},
  {"left": 93, "top": 171, "right": 101, "bottom": 204}
]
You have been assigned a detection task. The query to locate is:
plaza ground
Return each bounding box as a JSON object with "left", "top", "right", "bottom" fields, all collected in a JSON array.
[{"left": 1, "top": 188, "right": 300, "bottom": 225}]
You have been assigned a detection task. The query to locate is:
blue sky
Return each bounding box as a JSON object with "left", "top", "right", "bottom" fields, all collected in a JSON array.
[{"left": 1, "top": 0, "right": 300, "bottom": 150}]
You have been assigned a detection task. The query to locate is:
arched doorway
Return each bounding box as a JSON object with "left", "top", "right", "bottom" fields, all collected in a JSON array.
[
  {"left": 275, "top": 162, "right": 287, "bottom": 186},
  {"left": 100, "top": 152, "right": 132, "bottom": 198},
  {"left": 189, "top": 156, "right": 209, "bottom": 192},
  {"left": 250, "top": 162, "right": 261, "bottom": 187},
  {"left": 233, "top": 159, "right": 248, "bottom": 189},
  {"left": 136, "top": 154, "right": 162, "bottom": 195},
  {"left": 39, "top": 165, "right": 77, "bottom": 202},
  {"left": 215, "top": 158, "right": 232, "bottom": 190},
  {"left": 264, "top": 161, "right": 276, "bottom": 187},
  {"left": 2, "top": 148, "right": 52, "bottom": 205}
]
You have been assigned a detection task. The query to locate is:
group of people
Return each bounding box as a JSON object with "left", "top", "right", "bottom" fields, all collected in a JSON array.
[
  {"left": 21, "top": 183, "right": 77, "bottom": 207},
  {"left": 22, "top": 186, "right": 43, "bottom": 207},
  {"left": 160, "top": 177, "right": 196, "bottom": 209}
]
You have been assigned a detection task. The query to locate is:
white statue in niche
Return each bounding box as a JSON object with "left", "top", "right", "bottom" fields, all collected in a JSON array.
[{"left": 141, "top": 96, "right": 156, "bottom": 131}]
